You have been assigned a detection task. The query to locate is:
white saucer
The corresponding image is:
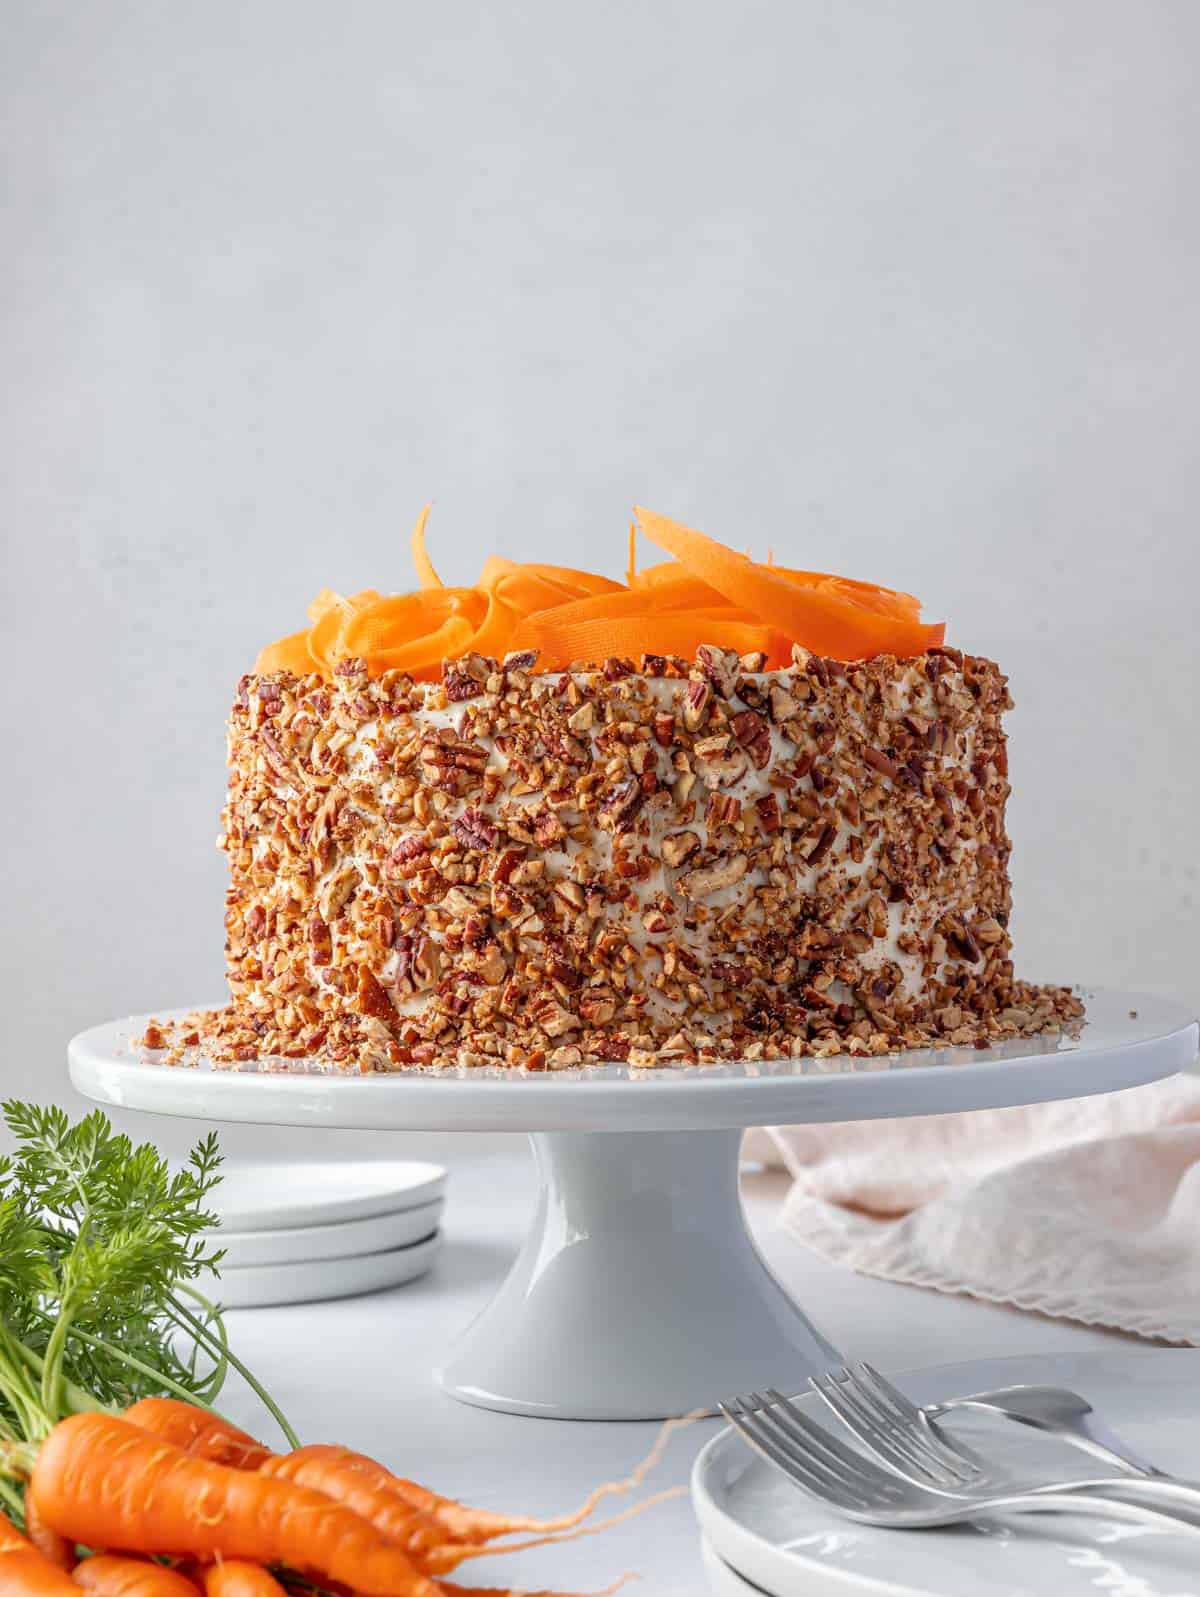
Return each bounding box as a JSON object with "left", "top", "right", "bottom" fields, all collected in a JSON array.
[
  {"left": 218, "top": 1232, "right": 441, "bottom": 1308},
  {"left": 218, "top": 1197, "right": 444, "bottom": 1268},
  {"left": 692, "top": 1349, "right": 1200, "bottom": 1597},
  {"left": 208, "top": 1160, "right": 447, "bottom": 1231}
]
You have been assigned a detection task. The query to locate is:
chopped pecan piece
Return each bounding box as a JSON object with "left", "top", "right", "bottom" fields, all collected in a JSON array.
[
  {"left": 395, "top": 933, "right": 440, "bottom": 994},
  {"left": 805, "top": 823, "right": 837, "bottom": 866},
  {"left": 862, "top": 746, "right": 901, "bottom": 783},
  {"left": 533, "top": 808, "right": 567, "bottom": 847},
  {"left": 682, "top": 679, "right": 711, "bottom": 732},
  {"left": 552, "top": 878, "right": 586, "bottom": 910},
  {"left": 309, "top": 913, "right": 333, "bottom": 967},
  {"left": 600, "top": 778, "right": 644, "bottom": 833},
  {"left": 695, "top": 644, "right": 739, "bottom": 698},
  {"left": 502, "top": 649, "right": 539, "bottom": 672},
  {"left": 768, "top": 685, "right": 799, "bottom": 722},
  {"left": 755, "top": 792, "right": 781, "bottom": 833},
  {"left": 661, "top": 829, "right": 700, "bottom": 867},
  {"left": 692, "top": 737, "right": 747, "bottom": 788},
  {"left": 712, "top": 959, "right": 755, "bottom": 987},
  {"left": 705, "top": 792, "right": 742, "bottom": 829},
  {"left": 443, "top": 657, "right": 488, "bottom": 701},
  {"left": 678, "top": 853, "right": 748, "bottom": 899},
  {"left": 730, "top": 709, "right": 771, "bottom": 770},
  {"left": 356, "top": 966, "right": 395, "bottom": 1022},
  {"left": 452, "top": 806, "right": 496, "bottom": 850}
]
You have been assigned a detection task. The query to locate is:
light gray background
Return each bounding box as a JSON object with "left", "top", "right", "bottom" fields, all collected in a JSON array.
[{"left": 3, "top": 0, "right": 1197, "bottom": 1159}]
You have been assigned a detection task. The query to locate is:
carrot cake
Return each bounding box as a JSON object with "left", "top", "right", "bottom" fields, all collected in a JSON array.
[{"left": 149, "top": 508, "right": 1082, "bottom": 1070}]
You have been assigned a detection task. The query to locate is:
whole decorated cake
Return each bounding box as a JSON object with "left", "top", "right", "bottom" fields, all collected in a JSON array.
[{"left": 151, "top": 508, "right": 1081, "bottom": 1071}]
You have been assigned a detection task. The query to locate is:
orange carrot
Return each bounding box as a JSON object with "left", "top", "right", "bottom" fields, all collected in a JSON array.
[
  {"left": 0, "top": 1506, "right": 78, "bottom": 1593},
  {"left": 122, "top": 1400, "right": 273, "bottom": 1470},
  {"left": 24, "top": 1494, "right": 76, "bottom": 1571},
  {"left": 197, "top": 1562, "right": 286, "bottom": 1596},
  {"left": 29, "top": 1414, "right": 442, "bottom": 1597},
  {"left": 259, "top": 1451, "right": 444, "bottom": 1563},
  {"left": 73, "top": 1554, "right": 201, "bottom": 1594}
]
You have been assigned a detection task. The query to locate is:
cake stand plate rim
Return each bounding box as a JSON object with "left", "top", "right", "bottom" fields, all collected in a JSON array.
[{"left": 67, "top": 988, "right": 1197, "bottom": 1133}]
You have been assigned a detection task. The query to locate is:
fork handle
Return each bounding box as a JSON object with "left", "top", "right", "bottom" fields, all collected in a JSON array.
[
  {"left": 1026, "top": 1476, "right": 1200, "bottom": 1531},
  {"left": 962, "top": 1488, "right": 1200, "bottom": 1536}
]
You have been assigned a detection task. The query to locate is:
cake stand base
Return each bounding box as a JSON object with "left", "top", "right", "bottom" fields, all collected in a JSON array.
[{"left": 438, "top": 1129, "right": 837, "bottom": 1419}]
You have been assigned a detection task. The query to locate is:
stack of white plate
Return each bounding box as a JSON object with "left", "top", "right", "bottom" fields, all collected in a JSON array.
[{"left": 209, "top": 1160, "right": 446, "bottom": 1309}]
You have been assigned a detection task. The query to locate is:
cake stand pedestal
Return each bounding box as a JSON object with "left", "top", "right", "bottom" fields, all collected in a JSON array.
[{"left": 69, "top": 989, "right": 1196, "bottom": 1421}]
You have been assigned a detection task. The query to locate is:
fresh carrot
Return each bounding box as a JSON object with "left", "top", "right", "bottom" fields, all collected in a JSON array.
[
  {"left": 24, "top": 1493, "right": 76, "bottom": 1571},
  {"left": 196, "top": 1562, "right": 286, "bottom": 1596},
  {"left": 259, "top": 1451, "right": 445, "bottom": 1564},
  {"left": 29, "top": 1414, "right": 442, "bottom": 1597},
  {"left": 0, "top": 1505, "right": 79, "bottom": 1593},
  {"left": 127, "top": 1397, "right": 688, "bottom": 1563},
  {"left": 121, "top": 1400, "right": 274, "bottom": 1470},
  {"left": 73, "top": 1554, "right": 201, "bottom": 1594}
]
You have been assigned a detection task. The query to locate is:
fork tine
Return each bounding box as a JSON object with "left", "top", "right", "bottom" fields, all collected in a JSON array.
[
  {"left": 852, "top": 1369, "right": 982, "bottom": 1483},
  {"left": 857, "top": 1363, "right": 990, "bottom": 1474},
  {"left": 755, "top": 1389, "right": 906, "bottom": 1499},
  {"left": 812, "top": 1369, "right": 975, "bottom": 1486},
  {"left": 742, "top": 1393, "right": 875, "bottom": 1500},
  {"left": 719, "top": 1399, "right": 863, "bottom": 1509}
]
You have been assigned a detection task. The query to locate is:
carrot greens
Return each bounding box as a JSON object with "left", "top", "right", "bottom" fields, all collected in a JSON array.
[{"left": 0, "top": 1102, "right": 296, "bottom": 1449}]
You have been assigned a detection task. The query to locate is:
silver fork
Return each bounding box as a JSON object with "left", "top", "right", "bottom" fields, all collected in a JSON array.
[{"left": 720, "top": 1387, "right": 1200, "bottom": 1534}]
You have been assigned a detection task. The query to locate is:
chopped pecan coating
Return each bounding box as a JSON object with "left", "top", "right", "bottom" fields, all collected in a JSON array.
[{"left": 174, "top": 643, "right": 1081, "bottom": 1074}]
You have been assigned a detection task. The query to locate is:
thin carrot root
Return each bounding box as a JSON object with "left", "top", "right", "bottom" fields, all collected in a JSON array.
[
  {"left": 414, "top": 1408, "right": 706, "bottom": 1549},
  {"left": 467, "top": 1409, "right": 705, "bottom": 1540},
  {"left": 23, "top": 1493, "right": 76, "bottom": 1571},
  {"left": 73, "top": 1554, "right": 202, "bottom": 1594},
  {"left": 197, "top": 1561, "right": 287, "bottom": 1595},
  {"left": 0, "top": 1504, "right": 79, "bottom": 1592},
  {"left": 30, "top": 1413, "right": 443, "bottom": 1597},
  {"left": 122, "top": 1399, "right": 274, "bottom": 1470},
  {"left": 427, "top": 1488, "right": 688, "bottom": 1574}
]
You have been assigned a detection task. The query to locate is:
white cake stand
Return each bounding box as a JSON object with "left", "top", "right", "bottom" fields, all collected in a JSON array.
[{"left": 69, "top": 989, "right": 1196, "bottom": 1421}]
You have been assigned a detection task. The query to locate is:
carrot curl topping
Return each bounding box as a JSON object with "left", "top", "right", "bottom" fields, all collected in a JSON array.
[{"left": 256, "top": 507, "right": 944, "bottom": 681}]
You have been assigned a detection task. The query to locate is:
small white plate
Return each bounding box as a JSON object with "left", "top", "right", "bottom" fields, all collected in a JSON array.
[
  {"left": 217, "top": 1233, "right": 441, "bottom": 1308},
  {"left": 217, "top": 1198, "right": 444, "bottom": 1267},
  {"left": 692, "top": 1350, "right": 1200, "bottom": 1597},
  {"left": 208, "top": 1160, "right": 447, "bottom": 1231}
]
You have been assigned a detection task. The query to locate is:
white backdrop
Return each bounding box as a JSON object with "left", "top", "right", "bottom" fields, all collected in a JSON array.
[{"left": 3, "top": 0, "right": 1197, "bottom": 1157}]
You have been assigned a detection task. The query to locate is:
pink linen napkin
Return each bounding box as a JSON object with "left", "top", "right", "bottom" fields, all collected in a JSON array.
[{"left": 745, "top": 1073, "right": 1200, "bottom": 1344}]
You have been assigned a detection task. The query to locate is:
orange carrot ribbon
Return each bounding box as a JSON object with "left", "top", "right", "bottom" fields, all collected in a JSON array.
[{"left": 255, "top": 507, "right": 944, "bottom": 680}]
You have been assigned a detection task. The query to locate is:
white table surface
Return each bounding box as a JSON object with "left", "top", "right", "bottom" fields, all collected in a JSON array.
[{"left": 213, "top": 1135, "right": 1147, "bottom": 1597}]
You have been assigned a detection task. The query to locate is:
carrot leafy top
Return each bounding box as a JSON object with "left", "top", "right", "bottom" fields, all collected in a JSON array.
[
  {"left": 256, "top": 506, "right": 945, "bottom": 682},
  {"left": 0, "top": 1103, "right": 297, "bottom": 1478}
]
